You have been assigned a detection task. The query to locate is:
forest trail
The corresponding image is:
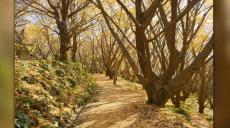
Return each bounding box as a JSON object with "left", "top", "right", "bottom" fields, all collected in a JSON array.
[{"left": 75, "top": 74, "right": 212, "bottom": 128}]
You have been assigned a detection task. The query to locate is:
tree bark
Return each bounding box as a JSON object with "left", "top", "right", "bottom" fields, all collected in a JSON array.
[
  {"left": 143, "top": 82, "right": 167, "bottom": 107},
  {"left": 71, "top": 33, "right": 77, "bottom": 62},
  {"left": 144, "top": 36, "right": 213, "bottom": 107},
  {"left": 198, "top": 102, "right": 205, "bottom": 113},
  {"left": 57, "top": 19, "right": 69, "bottom": 61},
  {"left": 171, "top": 93, "right": 181, "bottom": 108},
  {"left": 113, "top": 71, "right": 117, "bottom": 85},
  {"left": 105, "top": 68, "right": 114, "bottom": 79}
]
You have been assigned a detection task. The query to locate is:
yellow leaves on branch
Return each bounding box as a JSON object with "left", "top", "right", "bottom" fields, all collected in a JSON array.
[
  {"left": 24, "top": 24, "right": 45, "bottom": 42},
  {"left": 191, "top": 28, "right": 210, "bottom": 50}
]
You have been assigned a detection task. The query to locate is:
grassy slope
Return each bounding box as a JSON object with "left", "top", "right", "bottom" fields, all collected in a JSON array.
[{"left": 15, "top": 60, "right": 98, "bottom": 128}]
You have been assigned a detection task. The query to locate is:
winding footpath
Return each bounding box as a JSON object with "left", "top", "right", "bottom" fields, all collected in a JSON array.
[{"left": 74, "top": 74, "right": 212, "bottom": 128}]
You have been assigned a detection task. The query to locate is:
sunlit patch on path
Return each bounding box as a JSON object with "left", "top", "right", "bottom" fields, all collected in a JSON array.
[
  {"left": 75, "top": 74, "right": 142, "bottom": 128},
  {"left": 75, "top": 74, "right": 212, "bottom": 128},
  {"left": 108, "top": 114, "right": 138, "bottom": 128}
]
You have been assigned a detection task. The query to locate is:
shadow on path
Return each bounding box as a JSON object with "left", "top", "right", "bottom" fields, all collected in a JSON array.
[{"left": 75, "top": 74, "right": 212, "bottom": 128}]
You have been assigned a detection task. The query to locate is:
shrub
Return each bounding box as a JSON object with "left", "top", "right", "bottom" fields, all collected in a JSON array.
[
  {"left": 21, "top": 76, "right": 38, "bottom": 84},
  {"left": 15, "top": 110, "right": 31, "bottom": 128}
]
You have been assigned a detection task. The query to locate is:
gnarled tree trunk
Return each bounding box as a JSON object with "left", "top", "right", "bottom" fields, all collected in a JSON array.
[{"left": 57, "top": 18, "right": 69, "bottom": 61}]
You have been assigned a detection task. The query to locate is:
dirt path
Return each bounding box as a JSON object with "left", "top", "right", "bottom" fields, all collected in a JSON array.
[{"left": 75, "top": 74, "right": 212, "bottom": 128}]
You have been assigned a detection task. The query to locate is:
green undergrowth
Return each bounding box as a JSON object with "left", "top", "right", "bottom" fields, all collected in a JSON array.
[
  {"left": 167, "top": 104, "right": 190, "bottom": 121},
  {"left": 15, "top": 60, "right": 98, "bottom": 128},
  {"left": 166, "top": 95, "right": 213, "bottom": 123}
]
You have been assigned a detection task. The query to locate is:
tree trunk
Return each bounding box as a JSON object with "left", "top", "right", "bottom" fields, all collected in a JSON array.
[
  {"left": 171, "top": 93, "right": 181, "bottom": 108},
  {"left": 71, "top": 33, "right": 77, "bottom": 62},
  {"left": 143, "top": 82, "right": 168, "bottom": 107},
  {"left": 198, "top": 101, "right": 205, "bottom": 113},
  {"left": 105, "top": 69, "right": 113, "bottom": 79},
  {"left": 108, "top": 72, "right": 113, "bottom": 79},
  {"left": 208, "top": 98, "right": 213, "bottom": 109},
  {"left": 180, "top": 89, "right": 191, "bottom": 102},
  {"left": 57, "top": 19, "right": 69, "bottom": 61},
  {"left": 136, "top": 27, "right": 148, "bottom": 77},
  {"left": 113, "top": 70, "right": 117, "bottom": 85},
  {"left": 198, "top": 67, "right": 206, "bottom": 113},
  {"left": 106, "top": 70, "right": 109, "bottom": 76},
  {"left": 59, "top": 36, "right": 68, "bottom": 61}
]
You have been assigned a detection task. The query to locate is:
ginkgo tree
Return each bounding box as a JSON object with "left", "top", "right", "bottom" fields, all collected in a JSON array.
[
  {"left": 22, "top": 0, "right": 93, "bottom": 61},
  {"left": 93, "top": 0, "right": 213, "bottom": 107}
]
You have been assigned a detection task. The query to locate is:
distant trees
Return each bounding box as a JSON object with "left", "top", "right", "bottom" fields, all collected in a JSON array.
[
  {"left": 32, "top": 16, "right": 59, "bottom": 59},
  {"left": 98, "top": 28, "right": 124, "bottom": 79},
  {"left": 15, "top": 0, "right": 31, "bottom": 58},
  {"left": 22, "top": 0, "right": 92, "bottom": 61},
  {"left": 196, "top": 61, "right": 213, "bottom": 113},
  {"left": 77, "top": 26, "right": 125, "bottom": 83},
  {"left": 94, "top": 0, "right": 213, "bottom": 107}
]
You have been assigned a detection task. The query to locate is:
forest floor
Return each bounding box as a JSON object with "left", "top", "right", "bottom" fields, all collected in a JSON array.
[
  {"left": 75, "top": 74, "right": 213, "bottom": 128},
  {"left": 15, "top": 60, "right": 98, "bottom": 128}
]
